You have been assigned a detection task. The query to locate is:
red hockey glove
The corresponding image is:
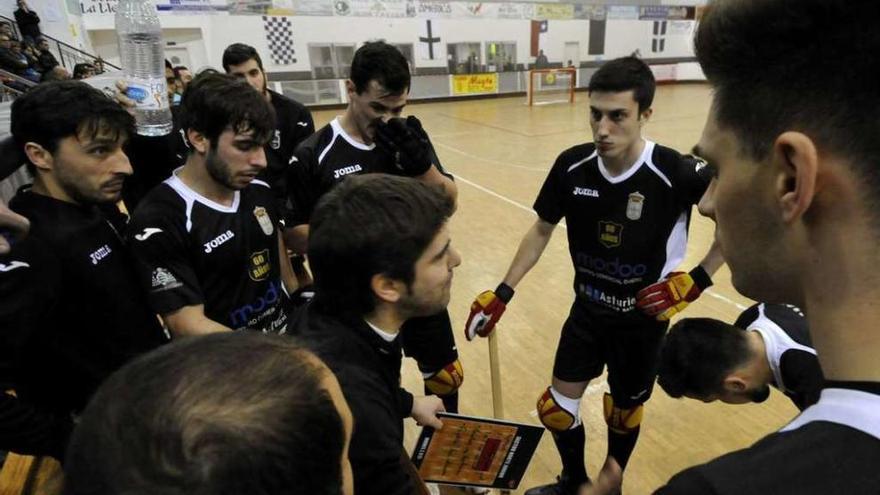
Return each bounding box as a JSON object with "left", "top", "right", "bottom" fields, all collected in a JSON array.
[
  {"left": 636, "top": 266, "right": 712, "bottom": 321},
  {"left": 464, "top": 283, "right": 514, "bottom": 341}
]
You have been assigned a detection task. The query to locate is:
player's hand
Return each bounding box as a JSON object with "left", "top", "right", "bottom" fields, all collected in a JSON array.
[
  {"left": 114, "top": 80, "right": 137, "bottom": 115},
  {"left": 411, "top": 395, "right": 445, "bottom": 429},
  {"left": 374, "top": 116, "right": 433, "bottom": 177},
  {"left": 636, "top": 266, "right": 713, "bottom": 321},
  {"left": 464, "top": 283, "right": 515, "bottom": 341},
  {"left": 578, "top": 457, "right": 622, "bottom": 495},
  {"left": 0, "top": 200, "right": 28, "bottom": 255}
]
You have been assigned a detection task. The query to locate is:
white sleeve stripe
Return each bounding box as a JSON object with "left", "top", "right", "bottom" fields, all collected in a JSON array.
[
  {"left": 317, "top": 131, "right": 339, "bottom": 166},
  {"left": 645, "top": 160, "right": 673, "bottom": 188},
  {"left": 567, "top": 151, "right": 598, "bottom": 173},
  {"left": 251, "top": 179, "right": 271, "bottom": 189},
  {"left": 659, "top": 211, "right": 689, "bottom": 279}
]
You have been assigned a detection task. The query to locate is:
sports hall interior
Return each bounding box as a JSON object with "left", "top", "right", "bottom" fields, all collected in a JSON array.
[{"left": 0, "top": 2, "right": 796, "bottom": 494}]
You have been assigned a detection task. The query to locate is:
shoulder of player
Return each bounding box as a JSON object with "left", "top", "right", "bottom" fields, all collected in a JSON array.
[
  {"left": 296, "top": 123, "right": 333, "bottom": 156},
  {"left": 270, "top": 90, "right": 311, "bottom": 117},
  {"left": 0, "top": 235, "right": 57, "bottom": 280},
  {"left": 552, "top": 143, "right": 598, "bottom": 172},
  {"left": 128, "top": 184, "right": 188, "bottom": 231}
]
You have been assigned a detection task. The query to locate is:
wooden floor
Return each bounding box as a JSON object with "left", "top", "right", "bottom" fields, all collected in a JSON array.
[{"left": 314, "top": 85, "right": 798, "bottom": 494}]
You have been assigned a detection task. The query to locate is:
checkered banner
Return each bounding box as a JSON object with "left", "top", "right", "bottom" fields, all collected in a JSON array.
[{"left": 262, "top": 16, "right": 297, "bottom": 65}]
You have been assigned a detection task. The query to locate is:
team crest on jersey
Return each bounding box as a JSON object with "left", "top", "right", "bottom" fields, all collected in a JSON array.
[
  {"left": 626, "top": 192, "right": 645, "bottom": 221},
  {"left": 598, "top": 221, "right": 623, "bottom": 248},
  {"left": 253, "top": 207, "right": 274, "bottom": 235},
  {"left": 271, "top": 130, "right": 281, "bottom": 150},
  {"left": 151, "top": 267, "right": 182, "bottom": 292},
  {"left": 249, "top": 249, "right": 271, "bottom": 281}
]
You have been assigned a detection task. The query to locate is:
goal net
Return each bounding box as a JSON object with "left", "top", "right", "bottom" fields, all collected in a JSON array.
[{"left": 527, "top": 68, "right": 576, "bottom": 106}]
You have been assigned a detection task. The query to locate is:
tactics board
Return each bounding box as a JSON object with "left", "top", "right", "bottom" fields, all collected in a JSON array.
[{"left": 411, "top": 413, "right": 544, "bottom": 490}]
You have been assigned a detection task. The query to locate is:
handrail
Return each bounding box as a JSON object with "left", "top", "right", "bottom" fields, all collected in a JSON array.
[
  {"left": 0, "top": 67, "right": 37, "bottom": 90},
  {"left": 0, "top": 14, "right": 120, "bottom": 71}
]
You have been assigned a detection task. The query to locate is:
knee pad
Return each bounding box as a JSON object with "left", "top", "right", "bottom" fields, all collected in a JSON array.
[
  {"left": 537, "top": 386, "right": 582, "bottom": 432},
  {"left": 603, "top": 393, "right": 644, "bottom": 434},
  {"left": 423, "top": 359, "right": 464, "bottom": 396}
]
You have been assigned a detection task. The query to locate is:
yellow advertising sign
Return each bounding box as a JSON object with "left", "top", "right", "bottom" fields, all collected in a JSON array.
[
  {"left": 535, "top": 3, "right": 574, "bottom": 20},
  {"left": 452, "top": 74, "right": 498, "bottom": 95}
]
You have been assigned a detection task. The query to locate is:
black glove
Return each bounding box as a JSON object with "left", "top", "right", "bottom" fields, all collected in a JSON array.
[{"left": 374, "top": 116, "right": 433, "bottom": 176}]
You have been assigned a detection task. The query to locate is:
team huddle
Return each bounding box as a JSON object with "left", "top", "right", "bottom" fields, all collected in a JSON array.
[{"left": 1, "top": 0, "right": 879, "bottom": 494}]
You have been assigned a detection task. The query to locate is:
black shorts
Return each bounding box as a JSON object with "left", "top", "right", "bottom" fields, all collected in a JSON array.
[
  {"left": 552, "top": 302, "right": 667, "bottom": 408},
  {"left": 400, "top": 308, "right": 459, "bottom": 372}
]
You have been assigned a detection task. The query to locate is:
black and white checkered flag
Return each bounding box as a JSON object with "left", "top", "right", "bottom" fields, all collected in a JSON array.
[{"left": 262, "top": 16, "right": 296, "bottom": 65}]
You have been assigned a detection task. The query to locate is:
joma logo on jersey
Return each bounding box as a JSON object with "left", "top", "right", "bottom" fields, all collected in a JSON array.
[
  {"left": 89, "top": 245, "right": 112, "bottom": 265},
  {"left": 204, "top": 230, "right": 235, "bottom": 253},
  {"left": 333, "top": 164, "right": 363, "bottom": 179},
  {"left": 573, "top": 187, "right": 599, "bottom": 198}
]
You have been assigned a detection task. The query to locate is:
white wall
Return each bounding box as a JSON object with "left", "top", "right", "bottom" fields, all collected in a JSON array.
[{"left": 82, "top": 13, "right": 697, "bottom": 74}]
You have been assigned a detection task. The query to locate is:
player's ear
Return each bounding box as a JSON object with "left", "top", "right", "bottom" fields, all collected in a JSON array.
[
  {"left": 345, "top": 79, "right": 357, "bottom": 99},
  {"left": 772, "top": 131, "right": 818, "bottom": 224},
  {"left": 722, "top": 376, "right": 748, "bottom": 393},
  {"left": 639, "top": 107, "right": 653, "bottom": 123},
  {"left": 370, "top": 273, "right": 403, "bottom": 304},
  {"left": 23, "top": 142, "right": 52, "bottom": 172},
  {"left": 187, "top": 128, "right": 209, "bottom": 154}
]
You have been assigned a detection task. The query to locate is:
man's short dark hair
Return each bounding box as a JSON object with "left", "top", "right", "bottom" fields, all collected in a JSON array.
[
  {"left": 222, "top": 42, "right": 264, "bottom": 72},
  {"left": 309, "top": 174, "right": 453, "bottom": 318},
  {"left": 178, "top": 71, "right": 275, "bottom": 148},
  {"left": 588, "top": 56, "right": 655, "bottom": 112},
  {"left": 64, "top": 332, "right": 347, "bottom": 495},
  {"left": 349, "top": 41, "right": 411, "bottom": 95},
  {"left": 10, "top": 81, "right": 134, "bottom": 172},
  {"left": 173, "top": 65, "right": 189, "bottom": 77},
  {"left": 658, "top": 318, "right": 752, "bottom": 399},
  {"left": 72, "top": 63, "right": 95, "bottom": 79},
  {"left": 695, "top": 0, "right": 880, "bottom": 198}
]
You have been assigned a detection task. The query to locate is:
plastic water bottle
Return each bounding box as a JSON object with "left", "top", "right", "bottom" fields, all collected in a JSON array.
[{"left": 115, "top": 0, "right": 172, "bottom": 136}]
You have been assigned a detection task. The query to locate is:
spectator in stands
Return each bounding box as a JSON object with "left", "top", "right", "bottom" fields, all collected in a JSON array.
[
  {"left": 72, "top": 63, "right": 96, "bottom": 80},
  {"left": 93, "top": 57, "right": 105, "bottom": 74},
  {"left": 173, "top": 65, "right": 192, "bottom": 88},
  {"left": 0, "top": 23, "right": 13, "bottom": 40},
  {"left": 13, "top": 0, "right": 41, "bottom": 44},
  {"left": 34, "top": 37, "right": 58, "bottom": 73},
  {"left": 39, "top": 65, "right": 69, "bottom": 82},
  {"left": 65, "top": 332, "right": 354, "bottom": 495},
  {"left": 164, "top": 58, "right": 180, "bottom": 105},
  {"left": 0, "top": 39, "right": 40, "bottom": 82}
]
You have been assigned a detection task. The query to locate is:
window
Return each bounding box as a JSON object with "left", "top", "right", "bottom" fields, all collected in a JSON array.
[
  {"left": 485, "top": 42, "right": 516, "bottom": 72},
  {"left": 447, "top": 42, "right": 481, "bottom": 74},
  {"left": 307, "top": 43, "right": 356, "bottom": 79}
]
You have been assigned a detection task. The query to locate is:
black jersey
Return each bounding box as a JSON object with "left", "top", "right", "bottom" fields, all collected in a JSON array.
[
  {"left": 734, "top": 303, "right": 823, "bottom": 410},
  {"left": 0, "top": 189, "right": 166, "bottom": 457},
  {"left": 533, "top": 141, "right": 707, "bottom": 314},
  {"left": 657, "top": 387, "right": 880, "bottom": 494},
  {"left": 128, "top": 172, "right": 288, "bottom": 333},
  {"left": 287, "top": 117, "right": 447, "bottom": 226},
  {"left": 261, "top": 90, "right": 314, "bottom": 222}
]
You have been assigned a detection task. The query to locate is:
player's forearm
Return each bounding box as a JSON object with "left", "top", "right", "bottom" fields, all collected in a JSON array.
[
  {"left": 283, "top": 224, "right": 310, "bottom": 255},
  {"left": 163, "top": 306, "right": 232, "bottom": 337},
  {"left": 277, "top": 232, "right": 299, "bottom": 295},
  {"left": 502, "top": 220, "right": 556, "bottom": 288},
  {"left": 418, "top": 166, "right": 458, "bottom": 210},
  {"left": 698, "top": 237, "right": 725, "bottom": 277}
]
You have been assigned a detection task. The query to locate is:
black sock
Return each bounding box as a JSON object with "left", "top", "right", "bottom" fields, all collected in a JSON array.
[
  {"left": 424, "top": 384, "right": 459, "bottom": 414},
  {"left": 552, "top": 423, "right": 588, "bottom": 485},
  {"left": 607, "top": 426, "right": 640, "bottom": 470}
]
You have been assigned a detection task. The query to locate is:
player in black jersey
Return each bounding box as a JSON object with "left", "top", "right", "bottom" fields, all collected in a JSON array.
[
  {"left": 578, "top": 2, "right": 880, "bottom": 494},
  {"left": 287, "top": 41, "right": 464, "bottom": 415},
  {"left": 223, "top": 43, "right": 315, "bottom": 294},
  {"left": 223, "top": 44, "right": 314, "bottom": 236},
  {"left": 128, "top": 72, "right": 298, "bottom": 336},
  {"left": 465, "top": 57, "right": 723, "bottom": 495},
  {"left": 0, "top": 81, "right": 167, "bottom": 460},
  {"left": 659, "top": 303, "right": 823, "bottom": 411}
]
